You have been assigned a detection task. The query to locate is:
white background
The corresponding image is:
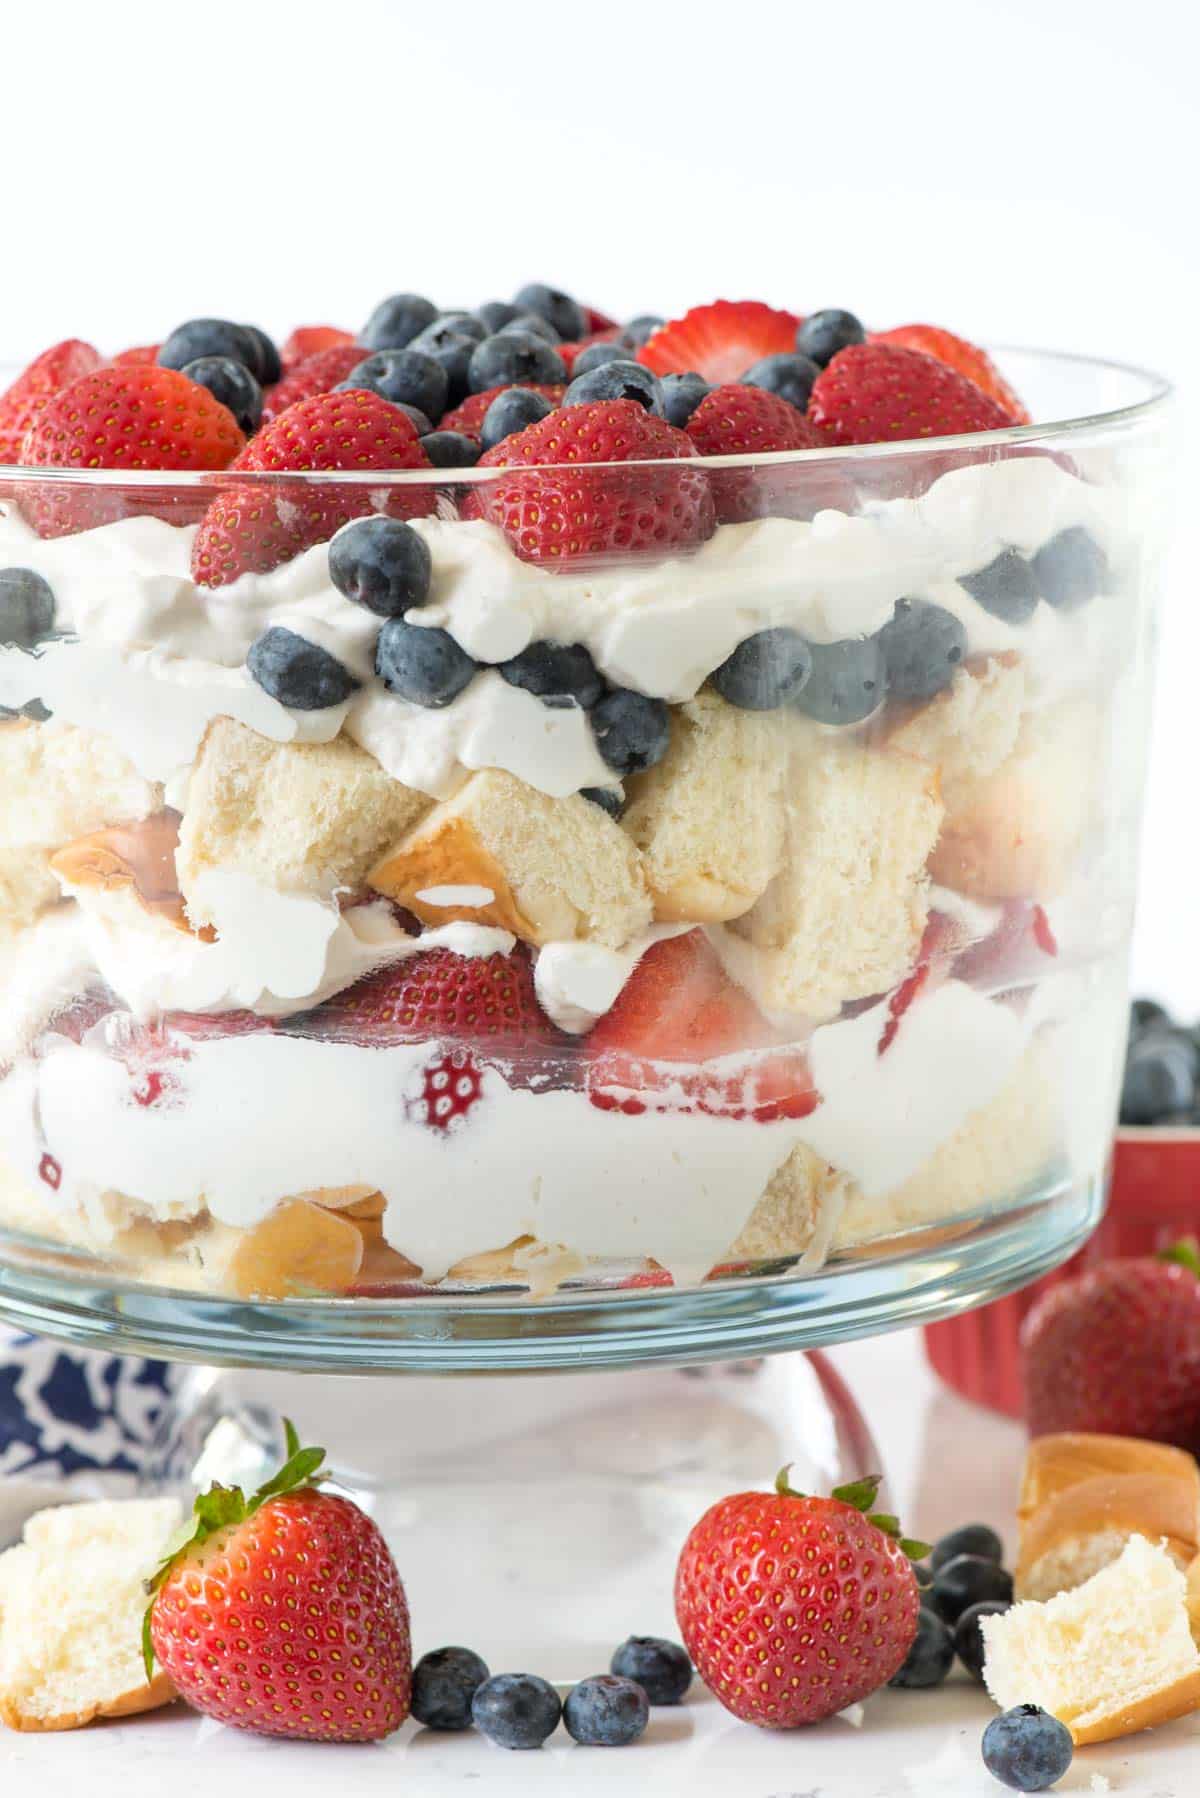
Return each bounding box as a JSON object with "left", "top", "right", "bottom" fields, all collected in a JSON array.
[{"left": 5, "top": 0, "right": 1198, "bottom": 1006}]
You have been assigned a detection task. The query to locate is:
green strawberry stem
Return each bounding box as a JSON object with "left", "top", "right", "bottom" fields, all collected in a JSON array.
[
  {"left": 774, "top": 1465, "right": 931, "bottom": 1563},
  {"left": 1158, "top": 1240, "right": 1200, "bottom": 1277},
  {"left": 141, "top": 1418, "right": 326, "bottom": 1681}
]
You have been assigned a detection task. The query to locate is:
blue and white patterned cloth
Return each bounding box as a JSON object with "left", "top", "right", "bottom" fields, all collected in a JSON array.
[{"left": 0, "top": 1327, "right": 182, "bottom": 1485}]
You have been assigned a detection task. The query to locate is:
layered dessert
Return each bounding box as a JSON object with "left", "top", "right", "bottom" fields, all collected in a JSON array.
[{"left": 0, "top": 293, "right": 1156, "bottom": 1301}]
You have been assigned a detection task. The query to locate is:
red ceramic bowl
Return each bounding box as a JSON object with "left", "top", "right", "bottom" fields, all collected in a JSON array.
[{"left": 924, "top": 1128, "right": 1200, "bottom": 1418}]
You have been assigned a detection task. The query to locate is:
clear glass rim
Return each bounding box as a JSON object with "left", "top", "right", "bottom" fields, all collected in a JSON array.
[{"left": 0, "top": 344, "right": 1173, "bottom": 486}]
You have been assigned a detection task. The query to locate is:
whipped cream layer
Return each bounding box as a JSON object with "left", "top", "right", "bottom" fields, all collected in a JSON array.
[
  {"left": 0, "top": 455, "right": 1128, "bottom": 799},
  {"left": 0, "top": 975, "right": 1044, "bottom": 1283}
]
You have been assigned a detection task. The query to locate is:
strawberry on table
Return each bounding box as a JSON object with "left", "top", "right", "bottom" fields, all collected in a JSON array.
[
  {"left": 261, "top": 342, "right": 373, "bottom": 424},
  {"left": 145, "top": 1419, "right": 411, "bottom": 1742},
  {"left": 0, "top": 338, "right": 104, "bottom": 463},
  {"left": 279, "top": 323, "right": 357, "bottom": 372},
  {"left": 471, "top": 397, "right": 714, "bottom": 566},
  {"left": 585, "top": 930, "right": 815, "bottom": 1121},
  {"left": 638, "top": 300, "right": 802, "bottom": 384},
  {"left": 1022, "top": 1243, "right": 1200, "bottom": 1452},
  {"left": 807, "top": 342, "right": 1013, "bottom": 447},
  {"left": 872, "top": 323, "right": 1030, "bottom": 424},
  {"left": 190, "top": 387, "right": 433, "bottom": 587},
  {"left": 675, "top": 1469, "right": 926, "bottom": 1726}
]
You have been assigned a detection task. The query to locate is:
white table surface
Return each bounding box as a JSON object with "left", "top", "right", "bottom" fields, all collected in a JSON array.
[{"left": 2, "top": 1327, "right": 1197, "bottom": 1796}]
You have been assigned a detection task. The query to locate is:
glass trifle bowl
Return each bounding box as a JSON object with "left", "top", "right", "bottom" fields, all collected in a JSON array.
[{"left": 0, "top": 350, "right": 1172, "bottom": 1371}]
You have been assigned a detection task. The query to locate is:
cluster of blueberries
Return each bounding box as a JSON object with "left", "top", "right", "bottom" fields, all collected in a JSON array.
[
  {"left": 890, "top": 1522, "right": 1073, "bottom": 1794},
  {"left": 710, "top": 522, "right": 1108, "bottom": 723},
  {"left": 409, "top": 1632, "right": 692, "bottom": 1750},
  {"left": 1120, "top": 997, "right": 1200, "bottom": 1126},
  {"left": 0, "top": 565, "right": 57, "bottom": 719},
  {"left": 247, "top": 513, "right": 671, "bottom": 801}
]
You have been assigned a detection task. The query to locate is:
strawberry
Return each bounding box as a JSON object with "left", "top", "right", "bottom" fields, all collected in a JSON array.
[
  {"left": 953, "top": 899, "right": 1058, "bottom": 990},
  {"left": 585, "top": 931, "right": 815, "bottom": 1121},
  {"left": 110, "top": 1010, "right": 273, "bottom": 1107},
  {"left": 190, "top": 387, "right": 433, "bottom": 587},
  {"left": 20, "top": 364, "right": 245, "bottom": 538},
  {"left": 675, "top": 1470, "right": 926, "bottom": 1726},
  {"left": 261, "top": 342, "right": 370, "bottom": 425},
  {"left": 685, "top": 383, "right": 824, "bottom": 459},
  {"left": 112, "top": 343, "right": 161, "bottom": 367},
  {"left": 1023, "top": 1244, "right": 1200, "bottom": 1451},
  {"left": 145, "top": 1420, "right": 411, "bottom": 1741},
  {"left": 471, "top": 399, "right": 714, "bottom": 566},
  {"left": 0, "top": 338, "right": 104, "bottom": 463},
  {"left": 584, "top": 305, "right": 621, "bottom": 334},
  {"left": 438, "top": 381, "right": 564, "bottom": 436},
  {"left": 807, "top": 342, "right": 1013, "bottom": 447},
  {"left": 872, "top": 324, "right": 1030, "bottom": 424},
  {"left": 280, "top": 323, "right": 357, "bottom": 372},
  {"left": 638, "top": 300, "right": 801, "bottom": 383}
]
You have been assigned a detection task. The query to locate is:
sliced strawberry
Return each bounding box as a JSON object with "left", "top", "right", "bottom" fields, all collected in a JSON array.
[
  {"left": 954, "top": 898, "right": 1059, "bottom": 990},
  {"left": 112, "top": 343, "right": 161, "bottom": 367},
  {"left": 439, "top": 381, "right": 564, "bottom": 436},
  {"left": 110, "top": 1009, "right": 273, "bottom": 1107},
  {"left": 0, "top": 339, "right": 104, "bottom": 464},
  {"left": 471, "top": 399, "right": 714, "bottom": 567},
  {"left": 638, "top": 301, "right": 801, "bottom": 383},
  {"left": 807, "top": 342, "right": 1013, "bottom": 447},
  {"left": 190, "top": 387, "right": 433, "bottom": 587},
  {"left": 20, "top": 364, "right": 245, "bottom": 538},
  {"left": 260, "top": 342, "right": 370, "bottom": 424},
  {"left": 585, "top": 930, "right": 816, "bottom": 1121},
  {"left": 279, "top": 323, "right": 357, "bottom": 372},
  {"left": 872, "top": 324, "right": 1030, "bottom": 424}
]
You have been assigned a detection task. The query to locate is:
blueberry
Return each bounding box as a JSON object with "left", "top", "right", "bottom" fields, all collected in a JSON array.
[
  {"left": 376, "top": 616, "right": 477, "bottom": 707},
  {"left": 791, "top": 636, "right": 885, "bottom": 725},
  {"left": 420, "top": 430, "right": 481, "bottom": 469},
  {"left": 953, "top": 1599, "right": 1011, "bottom": 1683},
  {"left": 564, "top": 360, "right": 663, "bottom": 415},
  {"left": 247, "top": 627, "right": 359, "bottom": 710},
  {"left": 393, "top": 403, "right": 433, "bottom": 434},
  {"left": 1033, "top": 526, "right": 1108, "bottom": 610},
  {"left": 329, "top": 516, "right": 432, "bottom": 619},
  {"left": 1120, "top": 1029, "right": 1198, "bottom": 1125},
  {"left": 887, "top": 1607, "right": 955, "bottom": 1689},
  {"left": 432, "top": 310, "right": 489, "bottom": 344},
  {"left": 981, "top": 1704, "right": 1073, "bottom": 1792},
  {"left": 239, "top": 324, "right": 282, "bottom": 386},
  {"left": 931, "top": 1522, "right": 1005, "bottom": 1572},
  {"left": 795, "top": 309, "right": 866, "bottom": 368},
  {"left": 499, "top": 639, "right": 604, "bottom": 709},
  {"left": 0, "top": 567, "right": 56, "bottom": 648},
  {"left": 362, "top": 293, "right": 439, "bottom": 352},
  {"left": 931, "top": 1553, "right": 1014, "bottom": 1624},
  {"left": 712, "top": 628, "right": 813, "bottom": 711},
  {"left": 591, "top": 689, "right": 671, "bottom": 776},
  {"left": 180, "top": 355, "right": 263, "bottom": 435},
  {"left": 499, "top": 311, "right": 561, "bottom": 345},
  {"left": 513, "top": 283, "right": 587, "bottom": 342},
  {"left": 468, "top": 332, "right": 566, "bottom": 395},
  {"left": 959, "top": 548, "right": 1039, "bottom": 623},
  {"left": 623, "top": 314, "right": 665, "bottom": 348},
  {"left": 878, "top": 599, "right": 967, "bottom": 701},
  {"left": 1131, "top": 997, "right": 1171, "bottom": 1034},
  {"left": 660, "top": 371, "right": 710, "bottom": 429},
  {"left": 480, "top": 387, "right": 556, "bottom": 451},
  {"left": 338, "top": 349, "right": 449, "bottom": 423},
  {"left": 563, "top": 1675, "right": 649, "bottom": 1747},
  {"left": 581, "top": 786, "right": 624, "bottom": 818},
  {"left": 913, "top": 1561, "right": 933, "bottom": 1589},
  {"left": 741, "top": 351, "right": 820, "bottom": 412},
  {"left": 408, "top": 326, "right": 477, "bottom": 408},
  {"left": 471, "top": 1672, "right": 562, "bottom": 1750},
  {"left": 610, "top": 1636, "right": 692, "bottom": 1705},
  {"left": 411, "top": 1645, "right": 490, "bottom": 1731},
  {"left": 571, "top": 341, "right": 631, "bottom": 378},
  {"left": 477, "top": 300, "right": 521, "bottom": 333},
  {"left": 158, "top": 318, "right": 258, "bottom": 374}
]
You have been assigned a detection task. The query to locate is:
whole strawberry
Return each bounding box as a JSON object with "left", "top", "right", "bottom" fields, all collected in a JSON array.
[
  {"left": 439, "top": 380, "right": 564, "bottom": 437},
  {"left": 807, "top": 342, "right": 1013, "bottom": 446},
  {"left": 0, "top": 337, "right": 104, "bottom": 463},
  {"left": 1023, "top": 1244, "right": 1200, "bottom": 1451},
  {"left": 871, "top": 323, "right": 1030, "bottom": 424},
  {"left": 675, "top": 1471, "right": 925, "bottom": 1726},
  {"left": 261, "top": 342, "right": 372, "bottom": 424},
  {"left": 145, "top": 1421, "right": 411, "bottom": 1742}
]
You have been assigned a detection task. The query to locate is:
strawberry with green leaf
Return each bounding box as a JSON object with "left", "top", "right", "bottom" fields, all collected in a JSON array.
[
  {"left": 674, "top": 1469, "right": 927, "bottom": 1726},
  {"left": 144, "top": 1420, "right": 411, "bottom": 1742}
]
